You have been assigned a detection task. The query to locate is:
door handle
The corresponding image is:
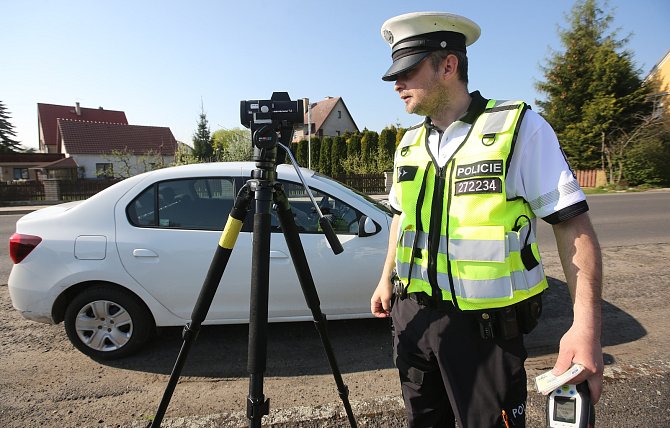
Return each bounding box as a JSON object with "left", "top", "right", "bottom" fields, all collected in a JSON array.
[
  {"left": 269, "top": 250, "right": 289, "bottom": 259},
  {"left": 133, "top": 249, "right": 158, "bottom": 258}
]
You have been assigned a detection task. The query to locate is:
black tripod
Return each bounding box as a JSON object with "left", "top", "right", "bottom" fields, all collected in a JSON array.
[{"left": 150, "top": 95, "right": 357, "bottom": 428}]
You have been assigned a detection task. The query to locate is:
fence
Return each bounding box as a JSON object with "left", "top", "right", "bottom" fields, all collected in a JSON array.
[
  {"left": 333, "top": 174, "right": 387, "bottom": 194},
  {"left": 0, "top": 181, "right": 45, "bottom": 202},
  {"left": 574, "top": 169, "right": 606, "bottom": 188},
  {"left": 58, "top": 179, "right": 121, "bottom": 201},
  {"left": 0, "top": 179, "right": 120, "bottom": 204}
]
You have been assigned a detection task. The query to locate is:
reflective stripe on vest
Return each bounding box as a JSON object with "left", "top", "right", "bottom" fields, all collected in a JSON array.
[{"left": 394, "top": 99, "right": 548, "bottom": 310}]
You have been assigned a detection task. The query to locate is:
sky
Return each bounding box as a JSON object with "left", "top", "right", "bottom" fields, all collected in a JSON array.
[{"left": 3, "top": 0, "right": 669, "bottom": 151}]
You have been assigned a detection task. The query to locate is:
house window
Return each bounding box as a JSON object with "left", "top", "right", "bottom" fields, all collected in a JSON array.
[
  {"left": 338, "top": 110, "right": 342, "bottom": 119},
  {"left": 96, "top": 163, "right": 114, "bottom": 178},
  {"left": 13, "top": 168, "right": 29, "bottom": 180}
]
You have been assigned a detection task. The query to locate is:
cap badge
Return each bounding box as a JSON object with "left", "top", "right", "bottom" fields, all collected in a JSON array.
[
  {"left": 440, "top": 41, "right": 447, "bottom": 48},
  {"left": 383, "top": 29, "right": 394, "bottom": 45}
]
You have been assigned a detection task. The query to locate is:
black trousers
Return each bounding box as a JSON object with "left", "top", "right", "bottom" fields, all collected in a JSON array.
[{"left": 392, "top": 296, "right": 528, "bottom": 428}]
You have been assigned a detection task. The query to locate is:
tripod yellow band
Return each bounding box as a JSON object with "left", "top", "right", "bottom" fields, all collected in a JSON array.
[{"left": 219, "top": 216, "right": 243, "bottom": 249}]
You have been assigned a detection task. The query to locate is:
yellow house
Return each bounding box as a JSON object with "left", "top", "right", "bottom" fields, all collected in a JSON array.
[{"left": 645, "top": 49, "right": 670, "bottom": 116}]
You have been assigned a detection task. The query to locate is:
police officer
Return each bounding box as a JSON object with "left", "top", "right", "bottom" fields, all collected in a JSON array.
[{"left": 370, "top": 12, "right": 604, "bottom": 427}]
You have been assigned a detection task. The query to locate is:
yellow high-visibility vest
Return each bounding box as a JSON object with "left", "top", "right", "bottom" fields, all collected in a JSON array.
[{"left": 394, "top": 99, "right": 548, "bottom": 311}]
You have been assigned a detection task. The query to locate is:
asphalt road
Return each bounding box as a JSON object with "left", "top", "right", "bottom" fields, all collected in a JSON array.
[{"left": 535, "top": 190, "right": 670, "bottom": 250}]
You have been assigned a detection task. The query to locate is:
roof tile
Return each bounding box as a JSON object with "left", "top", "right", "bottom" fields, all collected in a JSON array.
[
  {"left": 58, "top": 120, "right": 178, "bottom": 155},
  {"left": 38, "top": 103, "right": 128, "bottom": 150}
]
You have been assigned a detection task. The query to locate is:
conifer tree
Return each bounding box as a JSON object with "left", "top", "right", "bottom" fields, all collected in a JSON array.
[
  {"left": 360, "top": 129, "right": 380, "bottom": 172},
  {"left": 378, "top": 126, "right": 397, "bottom": 172},
  {"left": 0, "top": 101, "right": 22, "bottom": 153},
  {"left": 318, "top": 137, "right": 332, "bottom": 175},
  {"left": 346, "top": 131, "right": 361, "bottom": 160},
  {"left": 295, "top": 139, "right": 309, "bottom": 166},
  {"left": 192, "top": 105, "right": 214, "bottom": 161},
  {"left": 310, "top": 137, "right": 321, "bottom": 171},
  {"left": 330, "top": 136, "right": 347, "bottom": 175},
  {"left": 535, "top": 0, "right": 650, "bottom": 170}
]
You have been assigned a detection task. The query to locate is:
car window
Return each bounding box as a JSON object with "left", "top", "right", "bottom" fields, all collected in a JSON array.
[
  {"left": 312, "top": 172, "right": 393, "bottom": 217},
  {"left": 240, "top": 180, "right": 363, "bottom": 235},
  {"left": 127, "top": 185, "right": 157, "bottom": 226},
  {"left": 127, "top": 178, "right": 236, "bottom": 230}
]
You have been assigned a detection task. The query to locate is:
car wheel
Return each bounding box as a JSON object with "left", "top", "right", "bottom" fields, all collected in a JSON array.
[{"left": 64, "top": 285, "right": 154, "bottom": 360}]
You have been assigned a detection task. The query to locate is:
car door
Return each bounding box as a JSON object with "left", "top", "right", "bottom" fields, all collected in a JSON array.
[
  {"left": 116, "top": 175, "right": 386, "bottom": 323},
  {"left": 116, "top": 176, "right": 254, "bottom": 321}
]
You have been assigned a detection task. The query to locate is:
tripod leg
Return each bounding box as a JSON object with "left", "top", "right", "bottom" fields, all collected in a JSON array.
[
  {"left": 246, "top": 179, "right": 273, "bottom": 428},
  {"left": 273, "top": 186, "right": 358, "bottom": 428},
  {"left": 150, "top": 184, "right": 253, "bottom": 428}
]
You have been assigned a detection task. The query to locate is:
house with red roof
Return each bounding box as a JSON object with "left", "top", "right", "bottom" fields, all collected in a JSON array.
[
  {"left": 57, "top": 119, "right": 178, "bottom": 178},
  {"left": 38, "top": 102, "right": 128, "bottom": 153},
  {"left": 293, "top": 96, "right": 359, "bottom": 142},
  {"left": 0, "top": 102, "right": 181, "bottom": 182}
]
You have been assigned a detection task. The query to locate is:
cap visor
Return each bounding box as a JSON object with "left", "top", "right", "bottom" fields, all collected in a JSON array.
[{"left": 381, "top": 51, "right": 431, "bottom": 81}]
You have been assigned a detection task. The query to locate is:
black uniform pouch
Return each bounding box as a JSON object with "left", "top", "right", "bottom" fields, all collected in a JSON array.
[
  {"left": 516, "top": 293, "right": 543, "bottom": 334},
  {"left": 498, "top": 306, "right": 520, "bottom": 340},
  {"left": 476, "top": 307, "right": 520, "bottom": 340}
]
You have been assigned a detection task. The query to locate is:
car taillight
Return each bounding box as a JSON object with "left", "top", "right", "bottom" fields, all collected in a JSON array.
[{"left": 9, "top": 233, "right": 42, "bottom": 264}]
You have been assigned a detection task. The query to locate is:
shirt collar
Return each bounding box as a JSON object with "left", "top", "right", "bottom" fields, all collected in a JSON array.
[
  {"left": 461, "top": 91, "right": 488, "bottom": 124},
  {"left": 424, "top": 90, "right": 489, "bottom": 129}
]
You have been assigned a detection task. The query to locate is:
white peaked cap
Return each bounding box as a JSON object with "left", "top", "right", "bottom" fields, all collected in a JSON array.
[{"left": 380, "top": 12, "right": 481, "bottom": 81}]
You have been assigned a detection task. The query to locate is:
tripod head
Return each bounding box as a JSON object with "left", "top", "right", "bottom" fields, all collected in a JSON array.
[{"left": 240, "top": 92, "right": 304, "bottom": 167}]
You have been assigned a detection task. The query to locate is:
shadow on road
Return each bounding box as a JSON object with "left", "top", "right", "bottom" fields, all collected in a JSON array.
[
  {"left": 108, "top": 316, "right": 396, "bottom": 378},
  {"left": 526, "top": 276, "right": 646, "bottom": 357},
  {"left": 105, "top": 276, "right": 645, "bottom": 377}
]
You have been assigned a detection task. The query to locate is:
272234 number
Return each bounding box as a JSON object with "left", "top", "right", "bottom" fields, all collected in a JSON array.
[{"left": 454, "top": 177, "right": 502, "bottom": 195}]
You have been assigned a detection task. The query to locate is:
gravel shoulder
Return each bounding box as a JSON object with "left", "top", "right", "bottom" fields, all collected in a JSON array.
[{"left": 1, "top": 243, "right": 669, "bottom": 427}]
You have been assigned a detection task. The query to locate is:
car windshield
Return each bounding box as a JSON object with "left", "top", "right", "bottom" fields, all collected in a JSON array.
[{"left": 312, "top": 173, "right": 392, "bottom": 217}]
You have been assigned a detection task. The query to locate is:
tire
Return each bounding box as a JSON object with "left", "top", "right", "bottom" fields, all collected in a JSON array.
[{"left": 64, "top": 285, "right": 155, "bottom": 360}]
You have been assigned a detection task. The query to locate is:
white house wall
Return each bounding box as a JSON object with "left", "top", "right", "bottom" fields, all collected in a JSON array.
[
  {"left": 70, "top": 154, "right": 174, "bottom": 179},
  {"left": 321, "top": 99, "right": 358, "bottom": 137}
]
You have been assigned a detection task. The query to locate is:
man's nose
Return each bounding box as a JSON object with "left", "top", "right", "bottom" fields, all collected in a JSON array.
[{"left": 394, "top": 79, "right": 405, "bottom": 92}]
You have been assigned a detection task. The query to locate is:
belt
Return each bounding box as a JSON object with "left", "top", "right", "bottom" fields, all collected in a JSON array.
[
  {"left": 404, "top": 291, "right": 543, "bottom": 340},
  {"left": 406, "top": 292, "right": 454, "bottom": 310}
]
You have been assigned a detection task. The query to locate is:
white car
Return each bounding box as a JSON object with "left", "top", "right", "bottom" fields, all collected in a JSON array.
[{"left": 8, "top": 162, "right": 392, "bottom": 359}]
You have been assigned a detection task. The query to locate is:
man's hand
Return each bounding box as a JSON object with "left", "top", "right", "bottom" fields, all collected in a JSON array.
[
  {"left": 371, "top": 214, "right": 400, "bottom": 318},
  {"left": 553, "top": 324, "right": 604, "bottom": 403},
  {"left": 371, "top": 278, "right": 393, "bottom": 318}
]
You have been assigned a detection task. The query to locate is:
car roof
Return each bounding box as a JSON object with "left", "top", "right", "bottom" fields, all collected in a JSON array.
[{"left": 140, "top": 162, "right": 314, "bottom": 181}]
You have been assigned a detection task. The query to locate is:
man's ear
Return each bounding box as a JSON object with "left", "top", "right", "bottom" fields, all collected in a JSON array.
[{"left": 440, "top": 54, "right": 459, "bottom": 80}]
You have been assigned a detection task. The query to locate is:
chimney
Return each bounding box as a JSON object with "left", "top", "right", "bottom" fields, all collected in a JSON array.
[{"left": 75, "top": 102, "right": 81, "bottom": 116}]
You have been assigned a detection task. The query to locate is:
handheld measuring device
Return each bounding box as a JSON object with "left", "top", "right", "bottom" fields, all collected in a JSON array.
[{"left": 546, "top": 382, "right": 595, "bottom": 427}]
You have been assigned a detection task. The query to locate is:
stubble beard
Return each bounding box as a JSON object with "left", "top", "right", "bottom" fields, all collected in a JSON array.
[{"left": 406, "top": 81, "right": 450, "bottom": 119}]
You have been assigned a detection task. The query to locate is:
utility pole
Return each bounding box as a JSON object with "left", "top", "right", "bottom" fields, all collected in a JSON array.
[{"left": 303, "top": 98, "right": 312, "bottom": 169}]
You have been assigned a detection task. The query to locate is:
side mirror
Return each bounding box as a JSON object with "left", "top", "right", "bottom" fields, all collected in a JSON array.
[{"left": 358, "top": 215, "right": 381, "bottom": 237}]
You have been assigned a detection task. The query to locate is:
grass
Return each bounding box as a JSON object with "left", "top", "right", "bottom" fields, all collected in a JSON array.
[{"left": 583, "top": 183, "right": 666, "bottom": 194}]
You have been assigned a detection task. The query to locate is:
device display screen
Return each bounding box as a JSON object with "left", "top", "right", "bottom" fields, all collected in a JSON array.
[{"left": 554, "top": 396, "right": 576, "bottom": 423}]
